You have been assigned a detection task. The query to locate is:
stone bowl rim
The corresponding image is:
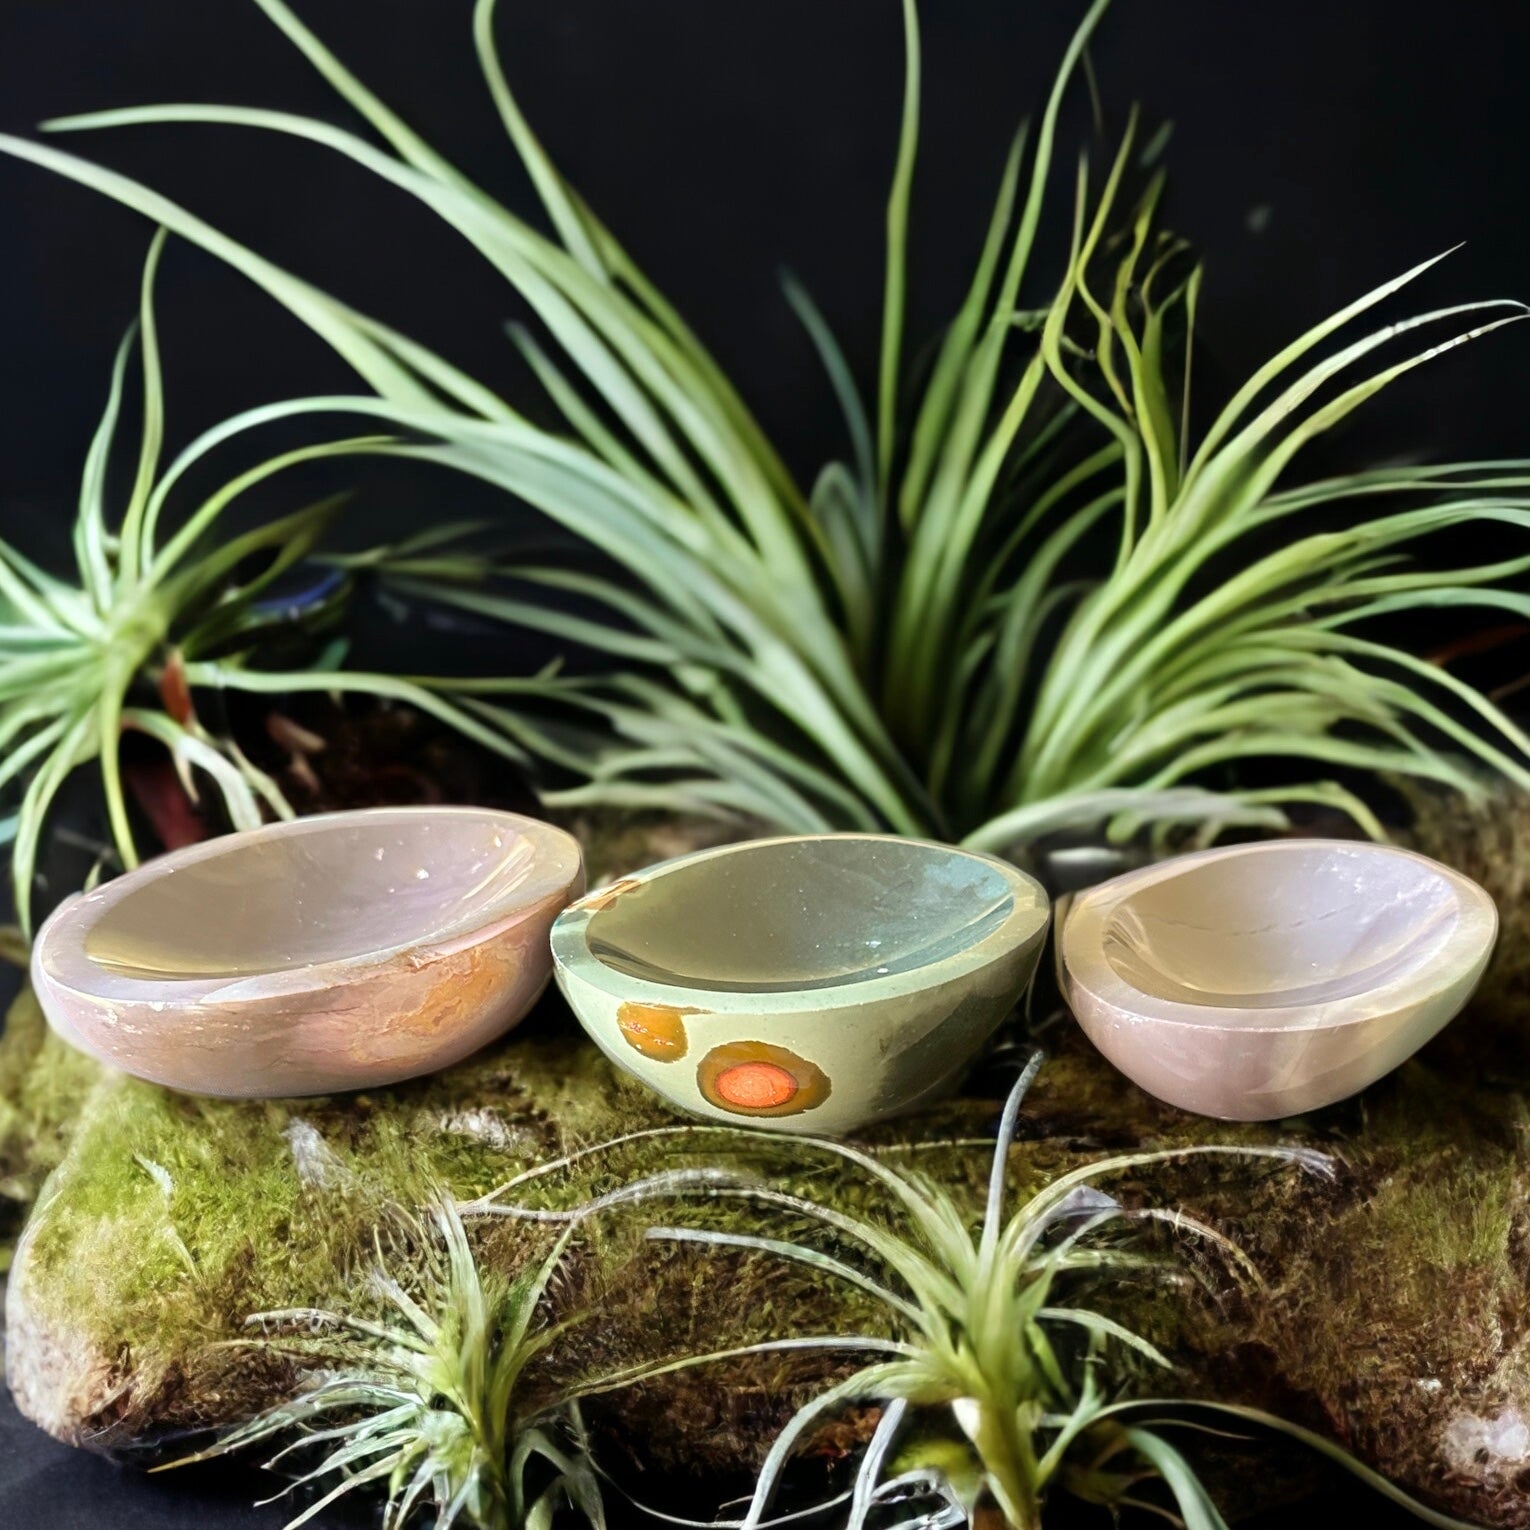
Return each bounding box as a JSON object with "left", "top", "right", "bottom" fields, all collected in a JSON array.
[
  {"left": 551, "top": 831, "right": 1050, "bottom": 1016},
  {"left": 31, "top": 805, "right": 583, "bottom": 1008},
  {"left": 1061, "top": 836, "right": 1498, "bottom": 1036}
]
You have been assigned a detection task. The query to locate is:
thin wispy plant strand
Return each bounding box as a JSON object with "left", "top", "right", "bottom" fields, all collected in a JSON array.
[
  {"left": 166, "top": 1195, "right": 606, "bottom": 1530},
  {"left": 572, "top": 1063, "right": 1476, "bottom": 1530}
]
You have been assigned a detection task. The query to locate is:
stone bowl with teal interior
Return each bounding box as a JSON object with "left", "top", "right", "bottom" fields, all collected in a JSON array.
[{"left": 551, "top": 833, "right": 1050, "bottom": 1136}]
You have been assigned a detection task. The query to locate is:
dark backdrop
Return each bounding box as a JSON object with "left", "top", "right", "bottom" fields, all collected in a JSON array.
[
  {"left": 0, "top": 2, "right": 1525, "bottom": 1526},
  {"left": 4, "top": 0, "right": 1530, "bottom": 567}
]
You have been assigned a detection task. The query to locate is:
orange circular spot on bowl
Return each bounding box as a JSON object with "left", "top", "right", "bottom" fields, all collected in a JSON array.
[
  {"left": 697, "top": 1040, "right": 831, "bottom": 1117},
  {"left": 616, "top": 1001, "right": 698, "bottom": 1062},
  {"left": 715, "top": 1061, "right": 797, "bottom": 1110}
]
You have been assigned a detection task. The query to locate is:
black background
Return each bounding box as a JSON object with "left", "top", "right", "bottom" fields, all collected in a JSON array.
[
  {"left": 4, "top": 0, "right": 1530, "bottom": 565},
  {"left": 0, "top": 0, "right": 1525, "bottom": 1525}
]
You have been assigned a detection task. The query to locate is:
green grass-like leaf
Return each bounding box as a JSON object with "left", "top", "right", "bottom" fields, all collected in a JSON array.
[
  {"left": 468, "top": 1059, "right": 1474, "bottom": 1528},
  {"left": 165, "top": 1196, "right": 605, "bottom": 1530},
  {"left": 3, "top": 0, "right": 1529, "bottom": 870},
  {"left": 634, "top": 1064, "right": 1470, "bottom": 1530},
  {"left": 0, "top": 244, "right": 543, "bottom": 932}
]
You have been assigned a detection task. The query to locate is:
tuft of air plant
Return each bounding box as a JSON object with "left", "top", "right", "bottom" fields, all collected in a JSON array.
[
  {"left": 470, "top": 1060, "right": 1479, "bottom": 1530},
  {"left": 166, "top": 1195, "right": 604, "bottom": 1530},
  {"left": 3, "top": 0, "right": 1530, "bottom": 856},
  {"left": 0, "top": 233, "right": 544, "bottom": 934},
  {"left": 633, "top": 1056, "right": 1481, "bottom": 1530}
]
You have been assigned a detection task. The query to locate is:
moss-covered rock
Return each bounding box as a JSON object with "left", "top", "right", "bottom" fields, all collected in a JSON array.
[
  {"left": 6, "top": 792, "right": 1530, "bottom": 1525},
  {"left": 0, "top": 984, "right": 106, "bottom": 1268}
]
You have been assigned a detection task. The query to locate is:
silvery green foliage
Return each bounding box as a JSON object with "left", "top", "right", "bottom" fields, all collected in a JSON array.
[
  {"left": 459, "top": 1055, "right": 1481, "bottom": 1527},
  {"left": 4, "top": 0, "right": 1530, "bottom": 859},
  {"left": 0, "top": 236, "right": 534, "bottom": 932},
  {"left": 628, "top": 1059, "right": 1470, "bottom": 1529},
  {"left": 174, "top": 1197, "right": 603, "bottom": 1530}
]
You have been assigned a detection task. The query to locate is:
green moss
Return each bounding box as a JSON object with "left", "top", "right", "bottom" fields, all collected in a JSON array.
[
  {"left": 1338, "top": 1154, "right": 1516, "bottom": 1285},
  {"left": 1404, "top": 780, "right": 1530, "bottom": 1078},
  {"left": 6, "top": 1021, "right": 957, "bottom": 1465},
  {"left": 0, "top": 985, "right": 106, "bottom": 1265},
  {"left": 7, "top": 986, "right": 1530, "bottom": 1523},
  {"left": 10, "top": 792, "right": 1530, "bottom": 1525},
  {"left": 0, "top": 1010, "right": 1314, "bottom": 1485}
]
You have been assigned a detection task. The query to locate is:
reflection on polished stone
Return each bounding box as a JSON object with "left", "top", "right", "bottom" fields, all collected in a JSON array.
[
  {"left": 553, "top": 833, "right": 1051, "bottom": 1135},
  {"left": 1061, "top": 839, "right": 1498, "bottom": 1120},
  {"left": 31, "top": 807, "right": 584, "bottom": 1097}
]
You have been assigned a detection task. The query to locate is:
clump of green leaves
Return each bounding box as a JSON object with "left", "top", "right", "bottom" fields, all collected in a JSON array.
[
  {"left": 0, "top": 234, "right": 533, "bottom": 932},
  {"left": 4, "top": 0, "right": 1529, "bottom": 855},
  {"left": 634, "top": 1059, "right": 1478, "bottom": 1530},
  {"left": 171, "top": 1195, "right": 604, "bottom": 1530},
  {"left": 469, "top": 1062, "right": 1475, "bottom": 1530},
  {"left": 185, "top": 1161, "right": 793, "bottom": 1530}
]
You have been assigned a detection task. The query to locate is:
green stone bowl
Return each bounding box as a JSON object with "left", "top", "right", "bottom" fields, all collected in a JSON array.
[{"left": 551, "top": 833, "right": 1050, "bottom": 1135}]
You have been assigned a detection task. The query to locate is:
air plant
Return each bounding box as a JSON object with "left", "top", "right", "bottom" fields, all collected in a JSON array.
[
  {"left": 472, "top": 1060, "right": 1475, "bottom": 1530},
  {"left": 3, "top": 0, "right": 1530, "bottom": 853},
  {"left": 182, "top": 1162, "right": 864, "bottom": 1530},
  {"left": 0, "top": 234, "right": 536, "bottom": 933},
  {"left": 169, "top": 1195, "right": 605, "bottom": 1530},
  {"left": 671, "top": 1058, "right": 1491, "bottom": 1529}
]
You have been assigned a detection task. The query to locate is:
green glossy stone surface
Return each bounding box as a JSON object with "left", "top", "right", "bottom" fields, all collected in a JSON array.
[{"left": 553, "top": 834, "right": 1049, "bottom": 1134}]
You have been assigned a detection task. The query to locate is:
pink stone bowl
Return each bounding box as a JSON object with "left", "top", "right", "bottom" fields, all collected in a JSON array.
[
  {"left": 1060, "top": 839, "right": 1497, "bottom": 1121},
  {"left": 30, "top": 807, "right": 583, "bottom": 1097}
]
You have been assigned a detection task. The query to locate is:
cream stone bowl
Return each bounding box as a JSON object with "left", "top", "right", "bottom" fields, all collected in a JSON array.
[
  {"left": 1060, "top": 838, "right": 1497, "bottom": 1121},
  {"left": 551, "top": 833, "right": 1050, "bottom": 1136},
  {"left": 31, "top": 806, "right": 583, "bottom": 1097}
]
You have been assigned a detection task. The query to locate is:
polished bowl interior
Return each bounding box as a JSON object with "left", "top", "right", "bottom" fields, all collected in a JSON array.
[
  {"left": 586, "top": 835, "right": 1019, "bottom": 994},
  {"left": 555, "top": 834, "right": 1050, "bottom": 1136},
  {"left": 1061, "top": 839, "right": 1497, "bottom": 1120},
  {"left": 33, "top": 807, "right": 583, "bottom": 1097},
  {"left": 1099, "top": 843, "right": 1460, "bottom": 1012},
  {"left": 81, "top": 810, "right": 569, "bottom": 983}
]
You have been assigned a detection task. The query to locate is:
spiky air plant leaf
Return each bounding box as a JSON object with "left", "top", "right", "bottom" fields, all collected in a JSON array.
[
  {"left": 0, "top": 236, "right": 546, "bottom": 933},
  {"left": 2, "top": 0, "right": 1529, "bottom": 853},
  {"left": 166, "top": 1196, "right": 604, "bottom": 1530},
  {"left": 469, "top": 1062, "right": 1477, "bottom": 1530},
  {"left": 634, "top": 1060, "right": 1481, "bottom": 1530}
]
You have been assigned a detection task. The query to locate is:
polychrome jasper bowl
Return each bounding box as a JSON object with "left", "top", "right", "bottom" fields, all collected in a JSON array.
[
  {"left": 1060, "top": 838, "right": 1497, "bottom": 1121},
  {"left": 552, "top": 833, "right": 1050, "bottom": 1135},
  {"left": 31, "top": 807, "right": 583, "bottom": 1097}
]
